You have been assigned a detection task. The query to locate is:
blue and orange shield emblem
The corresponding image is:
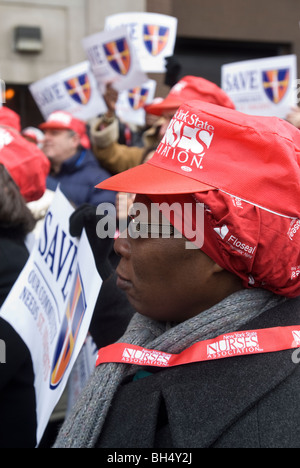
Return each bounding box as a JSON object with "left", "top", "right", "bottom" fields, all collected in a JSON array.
[
  {"left": 103, "top": 38, "right": 131, "bottom": 75},
  {"left": 50, "top": 268, "right": 87, "bottom": 390},
  {"left": 128, "top": 87, "right": 149, "bottom": 110},
  {"left": 143, "top": 25, "right": 170, "bottom": 56},
  {"left": 262, "top": 68, "right": 290, "bottom": 104},
  {"left": 64, "top": 73, "right": 91, "bottom": 105}
]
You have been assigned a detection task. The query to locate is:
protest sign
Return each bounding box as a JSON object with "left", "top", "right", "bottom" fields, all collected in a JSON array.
[
  {"left": 105, "top": 12, "right": 178, "bottom": 73},
  {"left": 221, "top": 55, "right": 297, "bottom": 118},
  {"left": 66, "top": 334, "right": 98, "bottom": 415},
  {"left": 29, "top": 61, "right": 107, "bottom": 120},
  {"left": 116, "top": 79, "right": 157, "bottom": 126},
  {"left": 0, "top": 188, "right": 102, "bottom": 444},
  {"left": 82, "top": 26, "right": 147, "bottom": 93}
]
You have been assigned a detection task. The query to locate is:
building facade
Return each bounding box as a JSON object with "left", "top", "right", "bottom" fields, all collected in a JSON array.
[{"left": 0, "top": 0, "right": 299, "bottom": 125}]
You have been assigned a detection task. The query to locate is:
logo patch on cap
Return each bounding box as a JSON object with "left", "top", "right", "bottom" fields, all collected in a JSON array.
[
  {"left": 0, "top": 128, "right": 13, "bottom": 150},
  {"left": 155, "top": 108, "right": 215, "bottom": 173},
  {"left": 48, "top": 112, "right": 72, "bottom": 125}
]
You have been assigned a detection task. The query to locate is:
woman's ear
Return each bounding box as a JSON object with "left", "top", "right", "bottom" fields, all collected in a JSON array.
[
  {"left": 72, "top": 132, "right": 81, "bottom": 149},
  {"left": 210, "top": 260, "right": 244, "bottom": 297},
  {"left": 211, "top": 262, "right": 224, "bottom": 274}
]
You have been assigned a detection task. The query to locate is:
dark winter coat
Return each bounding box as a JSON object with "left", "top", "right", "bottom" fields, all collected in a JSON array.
[
  {"left": 46, "top": 148, "right": 116, "bottom": 207},
  {"left": 0, "top": 233, "right": 37, "bottom": 448},
  {"left": 96, "top": 297, "right": 300, "bottom": 448}
]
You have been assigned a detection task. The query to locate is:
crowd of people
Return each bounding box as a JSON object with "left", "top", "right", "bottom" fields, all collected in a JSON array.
[{"left": 1, "top": 62, "right": 300, "bottom": 449}]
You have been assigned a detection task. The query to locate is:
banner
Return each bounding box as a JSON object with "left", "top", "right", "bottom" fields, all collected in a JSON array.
[
  {"left": 82, "top": 26, "right": 147, "bottom": 93},
  {"left": 105, "top": 12, "right": 178, "bottom": 73},
  {"left": 221, "top": 54, "right": 297, "bottom": 118},
  {"left": 116, "top": 79, "right": 157, "bottom": 126},
  {"left": 29, "top": 61, "right": 107, "bottom": 120},
  {"left": 0, "top": 188, "right": 102, "bottom": 445}
]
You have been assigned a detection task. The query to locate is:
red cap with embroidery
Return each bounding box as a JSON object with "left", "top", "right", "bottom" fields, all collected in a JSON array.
[
  {"left": 0, "top": 127, "right": 50, "bottom": 202},
  {"left": 97, "top": 100, "right": 300, "bottom": 297},
  {"left": 39, "top": 111, "right": 90, "bottom": 149},
  {"left": 0, "top": 107, "right": 21, "bottom": 131},
  {"left": 145, "top": 76, "right": 235, "bottom": 116}
]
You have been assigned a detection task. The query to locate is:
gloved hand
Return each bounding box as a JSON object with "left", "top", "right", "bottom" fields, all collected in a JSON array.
[
  {"left": 164, "top": 55, "right": 182, "bottom": 87},
  {"left": 69, "top": 203, "right": 114, "bottom": 281}
]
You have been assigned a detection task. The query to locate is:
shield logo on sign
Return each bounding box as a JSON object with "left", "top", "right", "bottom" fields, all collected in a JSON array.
[
  {"left": 103, "top": 38, "right": 131, "bottom": 75},
  {"left": 143, "top": 25, "right": 170, "bottom": 56},
  {"left": 50, "top": 267, "right": 87, "bottom": 390},
  {"left": 64, "top": 74, "right": 91, "bottom": 105},
  {"left": 262, "top": 69, "right": 290, "bottom": 104},
  {"left": 128, "top": 87, "right": 149, "bottom": 110}
]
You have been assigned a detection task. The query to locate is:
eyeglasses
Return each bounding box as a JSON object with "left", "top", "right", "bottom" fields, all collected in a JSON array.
[{"left": 128, "top": 216, "right": 176, "bottom": 238}]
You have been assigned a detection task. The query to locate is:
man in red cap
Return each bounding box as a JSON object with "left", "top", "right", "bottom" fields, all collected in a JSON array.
[
  {"left": 55, "top": 101, "right": 300, "bottom": 448},
  {"left": 39, "top": 111, "right": 116, "bottom": 207},
  {"left": 90, "top": 76, "right": 235, "bottom": 174}
]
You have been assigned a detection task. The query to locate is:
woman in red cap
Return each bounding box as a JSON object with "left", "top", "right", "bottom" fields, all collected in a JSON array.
[{"left": 55, "top": 101, "right": 300, "bottom": 449}]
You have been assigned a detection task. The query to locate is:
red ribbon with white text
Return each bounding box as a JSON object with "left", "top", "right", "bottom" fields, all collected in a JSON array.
[{"left": 96, "top": 326, "right": 300, "bottom": 368}]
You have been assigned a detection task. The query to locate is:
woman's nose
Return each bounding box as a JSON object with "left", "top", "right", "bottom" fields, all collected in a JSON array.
[{"left": 114, "top": 233, "right": 131, "bottom": 258}]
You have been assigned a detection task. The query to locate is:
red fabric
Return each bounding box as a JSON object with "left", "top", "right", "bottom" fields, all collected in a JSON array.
[
  {"left": 97, "top": 100, "right": 300, "bottom": 297},
  {"left": 0, "top": 127, "right": 50, "bottom": 202},
  {"left": 39, "top": 111, "right": 90, "bottom": 149},
  {"left": 145, "top": 76, "right": 235, "bottom": 115},
  {"left": 98, "top": 101, "right": 300, "bottom": 218},
  {"left": 150, "top": 191, "right": 300, "bottom": 298},
  {"left": 0, "top": 107, "right": 21, "bottom": 131}
]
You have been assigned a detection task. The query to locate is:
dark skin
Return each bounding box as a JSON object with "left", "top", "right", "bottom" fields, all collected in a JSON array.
[{"left": 114, "top": 194, "right": 243, "bottom": 323}]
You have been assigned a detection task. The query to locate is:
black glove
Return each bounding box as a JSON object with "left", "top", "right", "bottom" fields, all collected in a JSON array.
[
  {"left": 69, "top": 203, "right": 114, "bottom": 281},
  {"left": 164, "top": 55, "right": 182, "bottom": 87}
]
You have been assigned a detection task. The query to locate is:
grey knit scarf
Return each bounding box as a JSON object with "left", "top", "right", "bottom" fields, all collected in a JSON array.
[{"left": 54, "top": 288, "right": 285, "bottom": 448}]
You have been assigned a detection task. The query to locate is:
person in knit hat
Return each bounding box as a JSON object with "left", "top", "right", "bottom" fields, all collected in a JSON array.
[{"left": 55, "top": 101, "right": 300, "bottom": 448}]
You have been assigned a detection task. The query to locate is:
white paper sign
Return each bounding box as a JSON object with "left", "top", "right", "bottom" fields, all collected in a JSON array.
[
  {"left": 0, "top": 188, "right": 102, "bottom": 445},
  {"left": 66, "top": 334, "right": 98, "bottom": 415},
  {"left": 82, "top": 26, "right": 147, "bottom": 93},
  {"left": 105, "top": 12, "right": 178, "bottom": 73},
  {"left": 116, "top": 79, "right": 157, "bottom": 126},
  {"left": 221, "top": 54, "right": 297, "bottom": 118},
  {"left": 29, "top": 61, "right": 107, "bottom": 120}
]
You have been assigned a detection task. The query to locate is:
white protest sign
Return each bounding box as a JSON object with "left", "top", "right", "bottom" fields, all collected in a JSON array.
[
  {"left": 105, "top": 12, "right": 177, "bottom": 73},
  {"left": 29, "top": 61, "right": 107, "bottom": 120},
  {"left": 66, "top": 334, "right": 98, "bottom": 415},
  {"left": 221, "top": 54, "right": 297, "bottom": 118},
  {"left": 116, "top": 79, "right": 157, "bottom": 126},
  {"left": 82, "top": 26, "right": 147, "bottom": 93},
  {"left": 0, "top": 188, "right": 102, "bottom": 445}
]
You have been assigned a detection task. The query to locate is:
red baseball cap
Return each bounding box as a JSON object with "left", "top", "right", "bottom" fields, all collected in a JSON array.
[
  {"left": 21, "top": 126, "right": 45, "bottom": 145},
  {"left": 97, "top": 100, "right": 300, "bottom": 297},
  {"left": 39, "top": 111, "right": 90, "bottom": 149},
  {"left": 0, "top": 127, "right": 50, "bottom": 202},
  {"left": 0, "top": 106, "right": 21, "bottom": 132},
  {"left": 98, "top": 100, "right": 300, "bottom": 218},
  {"left": 145, "top": 75, "right": 235, "bottom": 116}
]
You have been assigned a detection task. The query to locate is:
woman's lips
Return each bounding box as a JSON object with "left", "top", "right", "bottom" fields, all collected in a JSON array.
[{"left": 116, "top": 272, "right": 132, "bottom": 291}]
